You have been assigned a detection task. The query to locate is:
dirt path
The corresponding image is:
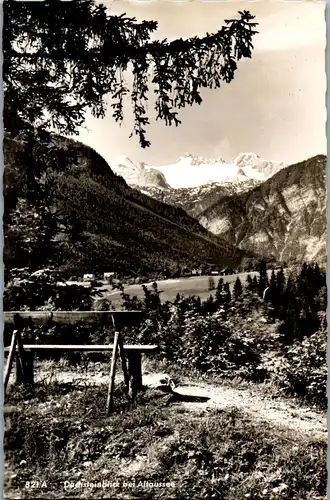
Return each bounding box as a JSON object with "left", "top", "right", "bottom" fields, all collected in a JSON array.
[
  {"left": 31, "top": 367, "right": 327, "bottom": 442},
  {"left": 171, "top": 380, "right": 326, "bottom": 440}
]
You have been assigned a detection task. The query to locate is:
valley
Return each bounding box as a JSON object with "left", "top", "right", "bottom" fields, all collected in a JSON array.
[
  {"left": 3, "top": 134, "right": 253, "bottom": 277},
  {"left": 112, "top": 152, "right": 327, "bottom": 265},
  {"left": 3, "top": 3, "right": 327, "bottom": 499}
]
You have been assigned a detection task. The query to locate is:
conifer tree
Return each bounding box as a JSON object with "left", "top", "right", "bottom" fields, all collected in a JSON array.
[
  {"left": 252, "top": 275, "right": 259, "bottom": 293},
  {"left": 246, "top": 274, "right": 253, "bottom": 291},
  {"left": 276, "top": 266, "right": 286, "bottom": 295},
  {"left": 4, "top": 1, "right": 258, "bottom": 146},
  {"left": 215, "top": 277, "right": 224, "bottom": 305},
  {"left": 233, "top": 276, "right": 243, "bottom": 299},
  {"left": 313, "top": 263, "right": 325, "bottom": 290},
  {"left": 267, "top": 269, "right": 277, "bottom": 305},
  {"left": 258, "top": 259, "right": 268, "bottom": 297},
  {"left": 223, "top": 282, "right": 231, "bottom": 304}
]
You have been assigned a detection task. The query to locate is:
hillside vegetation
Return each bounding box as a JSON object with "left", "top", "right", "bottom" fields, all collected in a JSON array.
[{"left": 4, "top": 262, "right": 327, "bottom": 408}]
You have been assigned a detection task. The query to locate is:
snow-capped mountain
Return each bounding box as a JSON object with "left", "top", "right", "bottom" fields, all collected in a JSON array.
[
  {"left": 108, "top": 152, "right": 289, "bottom": 226},
  {"left": 139, "top": 154, "right": 327, "bottom": 263},
  {"left": 152, "top": 155, "right": 244, "bottom": 188},
  {"left": 232, "top": 153, "right": 287, "bottom": 181},
  {"left": 110, "top": 156, "right": 169, "bottom": 188},
  {"left": 110, "top": 152, "right": 287, "bottom": 189},
  {"left": 150, "top": 152, "right": 286, "bottom": 188}
]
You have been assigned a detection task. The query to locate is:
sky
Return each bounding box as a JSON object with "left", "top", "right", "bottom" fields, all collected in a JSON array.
[{"left": 77, "top": 0, "right": 326, "bottom": 167}]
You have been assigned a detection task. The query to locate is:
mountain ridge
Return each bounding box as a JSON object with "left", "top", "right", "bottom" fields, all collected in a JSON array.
[
  {"left": 110, "top": 152, "right": 287, "bottom": 189},
  {"left": 198, "top": 154, "right": 326, "bottom": 263}
]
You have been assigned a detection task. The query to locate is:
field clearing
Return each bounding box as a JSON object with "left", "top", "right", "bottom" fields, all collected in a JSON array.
[{"left": 101, "top": 271, "right": 270, "bottom": 308}]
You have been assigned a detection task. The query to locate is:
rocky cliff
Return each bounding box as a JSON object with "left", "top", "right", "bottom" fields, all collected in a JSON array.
[
  {"left": 140, "top": 180, "right": 260, "bottom": 218},
  {"left": 198, "top": 155, "right": 326, "bottom": 263}
]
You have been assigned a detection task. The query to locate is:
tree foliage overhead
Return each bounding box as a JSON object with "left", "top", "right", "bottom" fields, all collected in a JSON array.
[{"left": 4, "top": 0, "right": 258, "bottom": 146}]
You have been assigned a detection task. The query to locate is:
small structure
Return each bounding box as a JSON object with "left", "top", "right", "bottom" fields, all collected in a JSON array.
[
  {"left": 182, "top": 268, "right": 191, "bottom": 277},
  {"left": 83, "top": 273, "right": 95, "bottom": 281},
  {"left": 220, "top": 267, "right": 234, "bottom": 276},
  {"left": 210, "top": 270, "right": 219, "bottom": 276},
  {"left": 104, "top": 272, "right": 115, "bottom": 280}
]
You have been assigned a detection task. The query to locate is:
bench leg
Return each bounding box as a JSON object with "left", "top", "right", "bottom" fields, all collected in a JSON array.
[
  {"left": 127, "top": 352, "right": 142, "bottom": 398},
  {"left": 118, "top": 337, "right": 129, "bottom": 394},
  {"left": 16, "top": 351, "right": 34, "bottom": 385}
]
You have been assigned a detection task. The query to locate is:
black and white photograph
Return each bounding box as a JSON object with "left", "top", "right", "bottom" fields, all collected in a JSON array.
[{"left": 3, "top": 0, "right": 327, "bottom": 498}]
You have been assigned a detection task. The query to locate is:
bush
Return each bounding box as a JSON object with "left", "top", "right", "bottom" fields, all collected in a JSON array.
[
  {"left": 3, "top": 268, "right": 105, "bottom": 352},
  {"left": 4, "top": 268, "right": 101, "bottom": 311},
  {"left": 272, "top": 314, "right": 327, "bottom": 408},
  {"left": 177, "top": 312, "right": 265, "bottom": 381}
]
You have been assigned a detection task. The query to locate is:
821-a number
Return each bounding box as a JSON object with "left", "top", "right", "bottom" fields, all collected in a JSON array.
[{"left": 25, "top": 481, "right": 47, "bottom": 489}]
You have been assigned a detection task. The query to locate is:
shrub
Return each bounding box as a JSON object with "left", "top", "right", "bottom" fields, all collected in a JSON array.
[
  {"left": 272, "top": 314, "right": 327, "bottom": 408},
  {"left": 177, "top": 312, "right": 265, "bottom": 381},
  {"left": 4, "top": 268, "right": 101, "bottom": 311},
  {"left": 3, "top": 268, "right": 104, "bottom": 353}
]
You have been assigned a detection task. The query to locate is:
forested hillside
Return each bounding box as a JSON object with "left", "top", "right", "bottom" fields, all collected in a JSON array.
[{"left": 4, "top": 134, "right": 251, "bottom": 276}]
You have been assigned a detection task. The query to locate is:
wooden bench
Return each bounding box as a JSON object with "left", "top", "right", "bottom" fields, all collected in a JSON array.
[{"left": 4, "top": 311, "right": 159, "bottom": 411}]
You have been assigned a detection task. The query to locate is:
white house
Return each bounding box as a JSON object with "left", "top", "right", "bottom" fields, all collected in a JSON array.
[
  {"left": 104, "top": 272, "right": 115, "bottom": 280},
  {"left": 83, "top": 273, "right": 95, "bottom": 281}
]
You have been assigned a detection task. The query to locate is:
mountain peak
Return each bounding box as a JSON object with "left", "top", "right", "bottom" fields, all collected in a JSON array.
[
  {"left": 110, "top": 156, "right": 170, "bottom": 188},
  {"left": 114, "top": 155, "right": 135, "bottom": 167},
  {"left": 233, "top": 152, "right": 287, "bottom": 181},
  {"left": 233, "top": 152, "right": 261, "bottom": 165}
]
